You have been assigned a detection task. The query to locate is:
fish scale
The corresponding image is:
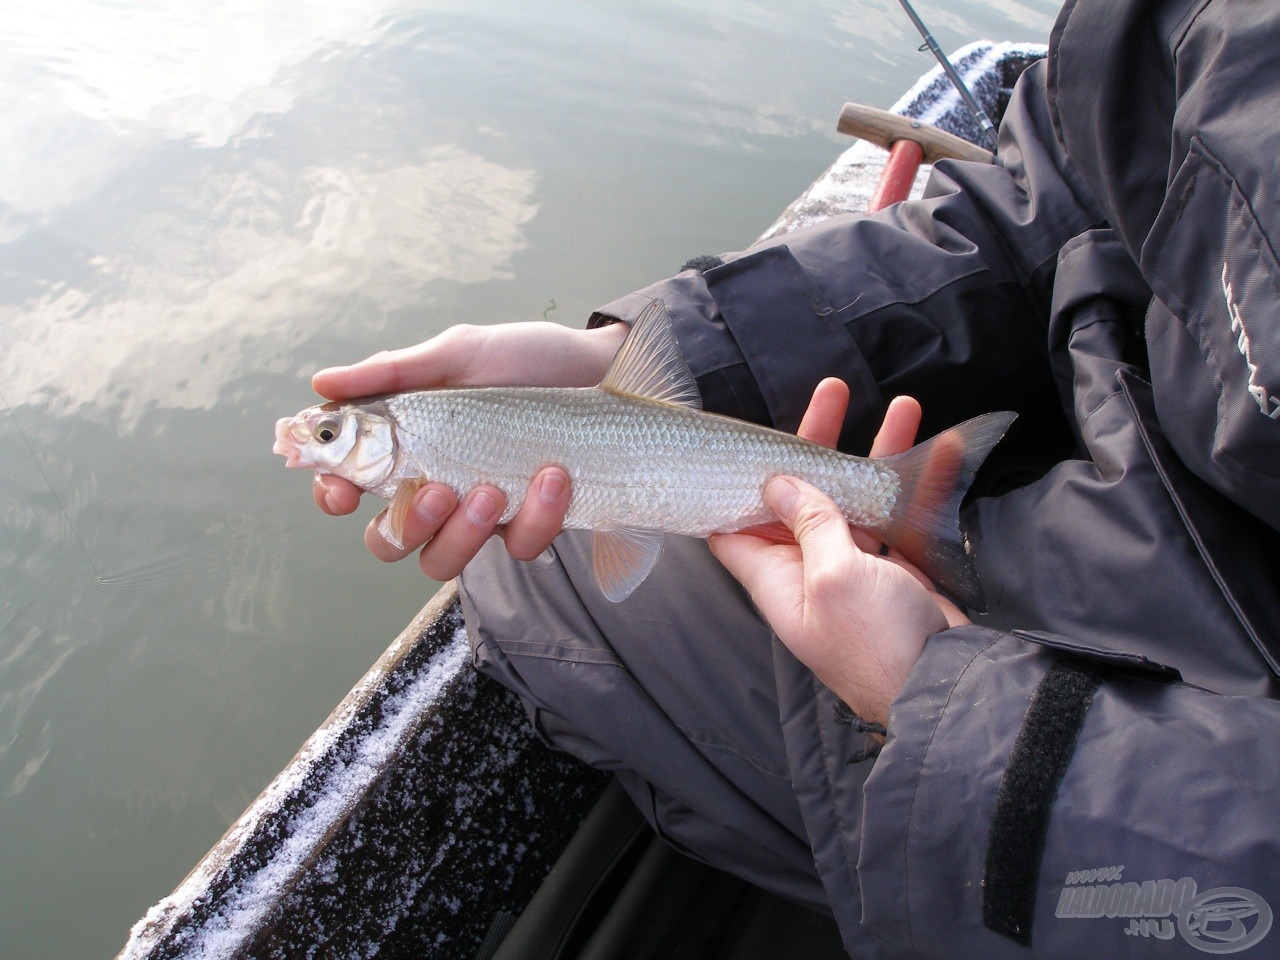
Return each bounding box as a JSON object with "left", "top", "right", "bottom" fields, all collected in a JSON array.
[{"left": 385, "top": 388, "right": 899, "bottom": 537}]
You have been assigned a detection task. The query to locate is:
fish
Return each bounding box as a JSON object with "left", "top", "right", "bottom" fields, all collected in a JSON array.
[{"left": 275, "top": 299, "right": 1015, "bottom": 608}]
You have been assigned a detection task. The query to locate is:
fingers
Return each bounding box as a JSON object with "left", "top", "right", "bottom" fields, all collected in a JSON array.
[
  {"left": 501, "top": 467, "right": 571, "bottom": 561},
  {"left": 312, "top": 351, "right": 404, "bottom": 401},
  {"left": 765, "top": 477, "right": 859, "bottom": 572},
  {"left": 868, "top": 396, "right": 921, "bottom": 458},
  {"left": 416, "top": 487, "right": 506, "bottom": 581},
  {"left": 796, "top": 378, "right": 850, "bottom": 449},
  {"left": 794, "top": 384, "right": 919, "bottom": 457},
  {"left": 314, "top": 473, "right": 362, "bottom": 515},
  {"left": 361, "top": 467, "right": 571, "bottom": 580},
  {"left": 312, "top": 326, "right": 477, "bottom": 401},
  {"left": 852, "top": 395, "right": 922, "bottom": 554},
  {"left": 364, "top": 483, "right": 460, "bottom": 562},
  {"left": 793, "top": 387, "right": 919, "bottom": 554},
  {"left": 310, "top": 321, "right": 631, "bottom": 402},
  {"left": 363, "top": 483, "right": 504, "bottom": 577}
]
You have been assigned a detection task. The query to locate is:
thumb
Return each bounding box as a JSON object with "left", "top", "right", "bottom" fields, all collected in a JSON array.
[{"left": 765, "top": 477, "right": 850, "bottom": 545}]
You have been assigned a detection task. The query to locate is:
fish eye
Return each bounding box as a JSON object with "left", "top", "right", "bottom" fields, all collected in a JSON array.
[{"left": 314, "top": 415, "right": 342, "bottom": 443}]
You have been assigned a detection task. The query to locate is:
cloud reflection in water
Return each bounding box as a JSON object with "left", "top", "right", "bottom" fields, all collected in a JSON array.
[{"left": 2, "top": 143, "right": 538, "bottom": 424}]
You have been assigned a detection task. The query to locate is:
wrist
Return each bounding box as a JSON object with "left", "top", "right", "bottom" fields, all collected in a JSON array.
[{"left": 578, "top": 321, "right": 630, "bottom": 383}]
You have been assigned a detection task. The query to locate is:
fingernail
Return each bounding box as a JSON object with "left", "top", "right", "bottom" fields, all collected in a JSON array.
[
  {"left": 766, "top": 477, "right": 800, "bottom": 520},
  {"left": 538, "top": 471, "right": 566, "bottom": 504},
  {"left": 416, "top": 488, "right": 452, "bottom": 526},
  {"left": 465, "top": 490, "right": 499, "bottom": 525}
]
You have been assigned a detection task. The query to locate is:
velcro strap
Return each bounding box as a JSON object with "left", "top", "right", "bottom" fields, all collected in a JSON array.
[{"left": 982, "top": 658, "right": 1104, "bottom": 944}]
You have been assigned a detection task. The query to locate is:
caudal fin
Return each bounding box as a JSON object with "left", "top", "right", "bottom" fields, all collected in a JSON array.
[{"left": 878, "top": 411, "right": 1016, "bottom": 612}]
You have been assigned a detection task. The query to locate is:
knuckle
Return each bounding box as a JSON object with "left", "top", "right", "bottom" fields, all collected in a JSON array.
[
  {"left": 443, "top": 322, "right": 477, "bottom": 340},
  {"left": 506, "top": 538, "right": 545, "bottom": 562},
  {"left": 806, "top": 561, "right": 851, "bottom": 600},
  {"left": 505, "top": 517, "right": 557, "bottom": 563},
  {"left": 791, "top": 501, "right": 839, "bottom": 540},
  {"left": 370, "top": 537, "right": 408, "bottom": 564},
  {"left": 438, "top": 323, "right": 479, "bottom": 356},
  {"left": 381, "top": 352, "right": 408, "bottom": 391},
  {"left": 436, "top": 325, "right": 481, "bottom": 381},
  {"left": 418, "top": 550, "right": 457, "bottom": 582}
]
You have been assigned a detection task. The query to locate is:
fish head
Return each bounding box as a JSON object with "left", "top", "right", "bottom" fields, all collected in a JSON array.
[{"left": 273, "top": 401, "right": 397, "bottom": 489}]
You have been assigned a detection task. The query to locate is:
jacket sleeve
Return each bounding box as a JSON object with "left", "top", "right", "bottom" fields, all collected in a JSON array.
[
  {"left": 587, "top": 62, "right": 1102, "bottom": 470},
  {"left": 856, "top": 625, "right": 1280, "bottom": 958},
  {"left": 1051, "top": 0, "right": 1280, "bottom": 533}
]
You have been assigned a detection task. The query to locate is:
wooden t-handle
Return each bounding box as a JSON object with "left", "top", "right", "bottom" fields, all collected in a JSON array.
[{"left": 837, "top": 102, "right": 994, "bottom": 165}]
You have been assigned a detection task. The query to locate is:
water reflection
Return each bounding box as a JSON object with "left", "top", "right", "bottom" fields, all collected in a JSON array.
[
  {"left": 0, "top": 623, "right": 71, "bottom": 799},
  {"left": 1, "top": 143, "right": 538, "bottom": 423},
  {"left": 6, "top": 1, "right": 410, "bottom": 158},
  {"left": 4, "top": 0, "right": 542, "bottom": 428}
]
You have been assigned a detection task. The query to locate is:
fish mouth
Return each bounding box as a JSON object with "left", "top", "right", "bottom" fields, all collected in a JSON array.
[{"left": 273, "top": 417, "right": 308, "bottom": 468}]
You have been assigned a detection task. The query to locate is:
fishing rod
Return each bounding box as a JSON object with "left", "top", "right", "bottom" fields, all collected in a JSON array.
[{"left": 895, "top": 0, "right": 998, "bottom": 153}]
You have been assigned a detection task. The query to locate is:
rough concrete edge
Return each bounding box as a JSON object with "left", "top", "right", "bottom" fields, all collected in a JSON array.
[{"left": 117, "top": 584, "right": 462, "bottom": 959}]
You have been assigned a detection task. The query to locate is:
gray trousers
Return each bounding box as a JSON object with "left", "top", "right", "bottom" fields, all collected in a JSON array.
[{"left": 458, "top": 531, "right": 879, "bottom": 938}]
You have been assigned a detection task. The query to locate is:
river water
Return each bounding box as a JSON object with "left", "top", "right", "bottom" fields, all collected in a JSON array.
[{"left": 0, "top": 1, "right": 1058, "bottom": 955}]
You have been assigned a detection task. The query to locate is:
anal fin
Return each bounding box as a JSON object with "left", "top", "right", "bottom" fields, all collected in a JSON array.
[{"left": 592, "top": 527, "right": 665, "bottom": 602}]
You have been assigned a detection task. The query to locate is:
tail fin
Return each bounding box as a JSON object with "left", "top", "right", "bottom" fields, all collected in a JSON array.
[{"left": 878, "top": 411, "right": 1016, "bottom": 612}]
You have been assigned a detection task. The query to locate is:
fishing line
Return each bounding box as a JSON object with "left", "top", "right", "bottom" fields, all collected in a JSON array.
[{"left": 0, "top": 387, "right": 105, "bottom": 583}]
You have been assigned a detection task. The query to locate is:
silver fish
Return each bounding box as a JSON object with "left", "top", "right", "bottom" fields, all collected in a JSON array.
[{"left": 275, "top": 300, "right": 1015, "bottom": 607}]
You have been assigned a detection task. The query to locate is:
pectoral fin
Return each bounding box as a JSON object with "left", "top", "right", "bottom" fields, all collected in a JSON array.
[
  {"left": 592, "top": 526, "right": 665, "bottom": 602},
  {"left": 378, "top": 478, "right": 425, "bottom": 550}
]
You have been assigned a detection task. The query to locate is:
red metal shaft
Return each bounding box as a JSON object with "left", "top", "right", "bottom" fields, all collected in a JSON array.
[{"left": 868, "top": 138, "right": 925, "bottom": 212}]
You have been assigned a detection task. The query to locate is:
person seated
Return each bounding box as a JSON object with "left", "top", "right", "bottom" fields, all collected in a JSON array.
[{"left": 302, "top": 0, "right": 1280, "bottom": 954}]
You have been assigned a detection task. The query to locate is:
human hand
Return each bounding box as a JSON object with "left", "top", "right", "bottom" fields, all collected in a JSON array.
[
  {"left": 311, "top": 320, "right": 629, "bottom": 580},
  {"left": 708, "top": 385, "right": 969, "bottom": 728}
]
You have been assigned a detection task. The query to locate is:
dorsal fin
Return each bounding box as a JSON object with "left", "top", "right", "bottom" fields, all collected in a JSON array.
[{"left": 599, "top": 299, "right": 701, "bottom": 409}]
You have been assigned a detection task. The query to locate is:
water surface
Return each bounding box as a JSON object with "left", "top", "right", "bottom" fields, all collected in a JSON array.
[{"left": 0, "top": 1, "right": 1059, "bottom": 955}]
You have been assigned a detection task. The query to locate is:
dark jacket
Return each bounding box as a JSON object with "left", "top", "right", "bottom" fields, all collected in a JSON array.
[{"left": 588, "top": 0, "right": 1280, "bottom": 954}]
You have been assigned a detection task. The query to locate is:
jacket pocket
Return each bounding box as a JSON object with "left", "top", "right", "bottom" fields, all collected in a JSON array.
[
  {"left": 1141, "top": 136, "right": 1280, "bottom": 529},
  {"left": 969, "top": 366, "right": 1280, "bottom": 695},
  {"left": 1119, "top": 369, "right": 1280, "bottom": 680},
  {"left": 1010, "top": 629, "right": 1181, "bottom": 681}
]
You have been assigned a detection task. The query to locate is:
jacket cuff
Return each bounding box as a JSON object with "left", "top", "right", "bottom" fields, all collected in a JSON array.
[
  {"left": 858, "top": 626, "right": 1052, "bottom": 955},
  {"left": 589, "top": 275, "right": 773, "bottom": 428},
  {"left": 589, "top": 243, "right": 885, "bottom": 451}
]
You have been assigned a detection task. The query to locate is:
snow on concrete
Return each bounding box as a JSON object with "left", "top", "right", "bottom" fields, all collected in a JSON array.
[{"left": 120, "top": 614, "right": 470, "bottom": 959}]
